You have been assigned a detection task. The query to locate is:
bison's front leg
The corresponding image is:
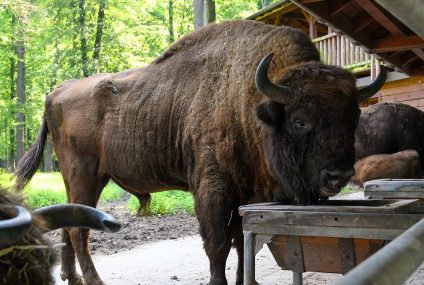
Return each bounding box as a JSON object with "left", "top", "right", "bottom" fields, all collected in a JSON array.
[
  {"left": 195, "top": 174, "right": 236, "bottom": 285},
  {"left": 61, "top": 229, "right": 85, "bottom": 285},
  {"left": 232, "top": 218, "right": 245, "bottom": 285},
  {"left": 70, "top": 227, "right": 105, "bottom": 285}
]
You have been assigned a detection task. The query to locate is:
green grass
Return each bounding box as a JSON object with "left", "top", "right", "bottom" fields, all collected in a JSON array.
[
  {"left": 0, "top": 172, "right": 124, "bottom": 209},
  {"left": 0, "top": 172, "right": 194, "bottom": 215},
  {"left": 128, "top": 190, "right": 194, "bottom": 216},
  {"left": 340, "top": 186, "right": 360, "bottom": 195},
  {"left": 2, "top": 173, "right": 358, "bottom": 215}
]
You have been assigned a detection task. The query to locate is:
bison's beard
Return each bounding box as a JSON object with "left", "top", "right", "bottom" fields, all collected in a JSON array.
[{"left": 267, "top": 137, "right": 326, "bottom": 205}]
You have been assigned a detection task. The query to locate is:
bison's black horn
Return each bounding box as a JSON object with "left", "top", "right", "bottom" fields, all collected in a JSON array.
[
  {"left": 0, "top": 205, "right": 32, "bottom": 247},
  {"left": 357, "top": 65, "right": 387, "bottom": 102},
  {"left": 33, "top": 204, "right": 121, "bottom": 233},
  {"left": 256, "top": 53, "right": 293, "bottom": 104}
]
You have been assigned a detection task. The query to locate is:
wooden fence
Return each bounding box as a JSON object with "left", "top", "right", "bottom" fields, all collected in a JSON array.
[{"left": 313, "top": 32, "right": 380, "bottom": 79}]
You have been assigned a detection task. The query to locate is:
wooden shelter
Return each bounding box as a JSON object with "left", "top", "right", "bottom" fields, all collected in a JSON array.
[{"left": 248, "top": 0, "right": 424, "bottom": 110}]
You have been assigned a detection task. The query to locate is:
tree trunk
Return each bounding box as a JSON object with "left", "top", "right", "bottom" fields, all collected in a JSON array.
[
  {"left": 193, "top": 0, "right": 215, "bottom": 30},
  {"left": 168, "top": 0, "right": 175, "bottom": 43},
  {"left": 15, "top": 36, "right": 25, "bottom": 165},
  {"left": 261, "top": 0, "right": 272, "bottom": 8},
  {"left": 203, "top": 0, "right": 215, "bottom": 26},
  {"left": 43, "top": 140, "right": 54, "bottom": 172},
  {"left": 43, "top": 43, "right": 61, "bottom": 172},
  {"left": 193, "top": 0, "right": 203, "bottom": 30},
  {"left": 78, "top": 0, "right": 89, "bottom": 77},
  {"left": 8, "top": 54, "right": 16, "bottom": 171},
  {"left": 93, "top": 0, "right": 106, "bottom": 73}
]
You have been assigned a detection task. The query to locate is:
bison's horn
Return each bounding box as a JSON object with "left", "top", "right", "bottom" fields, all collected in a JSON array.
[
  {"left": 357, "top": 65, "right": 387, "bottom": 102},
  {"left": 33, "top": 204, "right": 121, "bottom": 233},
  {"left": 0, "top": 205, "right": 32, "bottom": 247},
  {"left": 256, "top": 53, "right": 293, "bottom": 104}
]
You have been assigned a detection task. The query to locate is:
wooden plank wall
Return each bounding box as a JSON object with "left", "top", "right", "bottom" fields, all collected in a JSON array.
[{"left": 378, "top": 77, "right": 424, "bottom": 111}]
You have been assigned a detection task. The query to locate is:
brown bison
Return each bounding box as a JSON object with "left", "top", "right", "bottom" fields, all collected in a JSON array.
[
  {"left": 356, "top": 102, "right": 424, "bottom": 167},
  {"left": 0, "top": 188, "right": 120, "bottom": 285},
  {"left": 15, "top": 20, "right": 386, "bottom": 285},
  {"left": 350, "top": 149, "right": 422, "bottom": 187}
]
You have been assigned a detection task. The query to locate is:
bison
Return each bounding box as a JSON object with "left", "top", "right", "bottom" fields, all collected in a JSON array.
[
  {"left": 14, "top": 20, "right": 386, "bottom": 285},
  {"left": 350, "top": 149, "right": 422, "bottom": 187},
  {"left": 0, "top": 187, "right": 120, "bottom": 285},
  {"left": 356, "top": 102, "right": 424, "bottom": 167}
]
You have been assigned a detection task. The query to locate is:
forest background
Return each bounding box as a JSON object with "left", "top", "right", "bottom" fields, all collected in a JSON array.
[{"left": 0, "top": 0, "right": 279, "bottom": 172}]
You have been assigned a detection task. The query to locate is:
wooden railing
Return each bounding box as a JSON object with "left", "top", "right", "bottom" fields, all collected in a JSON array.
[{"left": 313, "top": 33, "right": 379, "bottom": 79}]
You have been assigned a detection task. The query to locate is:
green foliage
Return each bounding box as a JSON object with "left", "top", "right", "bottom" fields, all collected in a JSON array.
[
  {"left": 0, "top": 0, "right": 263, "bottom": 171},
  {"left": 128, "top": 190, "right": 194, "bottom": 216}
]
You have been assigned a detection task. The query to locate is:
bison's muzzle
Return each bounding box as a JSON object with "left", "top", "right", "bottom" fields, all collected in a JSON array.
[{"left": 319, "top": 167, "right": 355, "bottom": 197}]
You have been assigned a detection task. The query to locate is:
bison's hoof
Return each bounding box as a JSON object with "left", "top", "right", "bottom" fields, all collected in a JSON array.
[{"left": 60, "top": 272, "right": 85, "bottom": 285}]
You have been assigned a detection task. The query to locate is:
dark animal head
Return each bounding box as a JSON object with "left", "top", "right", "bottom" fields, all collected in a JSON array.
[
  {"left": 255, "top": 53, "right": 386, "bottom": 204},
  {"left": 0, "top": 188, "right": 121, "bottom": 285}
]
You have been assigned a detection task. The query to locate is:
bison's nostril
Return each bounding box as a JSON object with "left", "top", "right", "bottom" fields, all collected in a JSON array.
[{"left": 321, "top": 168, "right": 354, "bottom": 189}]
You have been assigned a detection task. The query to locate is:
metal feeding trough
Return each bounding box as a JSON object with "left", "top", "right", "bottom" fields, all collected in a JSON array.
[{"left": 240, "top": 199, "right": 423, "bottom": 285}]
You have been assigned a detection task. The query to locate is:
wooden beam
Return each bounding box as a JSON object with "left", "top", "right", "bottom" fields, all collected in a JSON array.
[
  {"left": 353, "top": 0, "right": 403, "bottom": 36},
  {"left": 290, "top": 0, "right": 414, "bottom": 75},
  {"left": 401, "top": 53, "right": 418, "bottom": 70},
  {"left": 411, "top": 48, "right": 424, "bottom": 63},
  {"left": 352, "top": 12, "right": 374, "bottom": 34},
  {"left": 352, "top": 0, "right": 424, "bottom": 63},
  {"left": 330, "top": 0, "right": 353, "bottom": 17},
  {"left": 372, "top": 36, "right": 424, "bottom": 52},
  {"left": 301, "top": 0, "right": 326, "bottom": 3}
]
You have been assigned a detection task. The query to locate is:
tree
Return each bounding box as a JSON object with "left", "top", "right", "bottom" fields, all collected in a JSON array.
[
  {"left": 193, "top": 0, "right": 215, "bottom": 29},
  {"left": 0, "top": 0, "right": 263, "bottom": 172},
  {"left": 92, "top": 0, "right": 106, "bottom": 73},
  {"left": 168, "top": 0, "right": 175, "bottom": 43},
  {"left": 78, "top": 0, "right": 89, "bottom": 77}
]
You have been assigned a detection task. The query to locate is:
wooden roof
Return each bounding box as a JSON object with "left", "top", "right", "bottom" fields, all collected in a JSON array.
[{"left": 248, "top": 0, "right": 424, "bottom": 77}]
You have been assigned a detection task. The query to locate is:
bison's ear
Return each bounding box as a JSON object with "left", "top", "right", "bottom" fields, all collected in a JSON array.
[{"left": 256, "top": 101, "right": 285, "bottom": 127}]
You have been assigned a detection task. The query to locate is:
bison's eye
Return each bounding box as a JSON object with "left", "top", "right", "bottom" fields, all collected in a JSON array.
[
  {"left": 290, "top": 114, "right": 313, "bottom": 134},
  {"left": 294, "top": 119, "right": 305, "bottom": 130}
]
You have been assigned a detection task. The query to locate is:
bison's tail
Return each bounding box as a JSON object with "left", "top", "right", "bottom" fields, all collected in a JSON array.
[{"left": 14, "top": 118, "right": 49, "bottom": 190}]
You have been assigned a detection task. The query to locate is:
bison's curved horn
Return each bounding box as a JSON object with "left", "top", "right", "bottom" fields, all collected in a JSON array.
[
  {"left": 256, "top": 53, "right": 293, "bottom": 104},
  {"left": 357, "top": 65, "right": 387, "bottom": 102},
  {"left": 0, "top": 205, "right": 32, "bottom": 247},
  {"left": 33, "top": 204, "right": 121, "bottom": 233}
]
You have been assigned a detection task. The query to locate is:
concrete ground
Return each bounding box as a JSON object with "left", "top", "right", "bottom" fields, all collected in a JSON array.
[
  {"left": 53, "top": 191, "right": 424, "bottom": 285},
  {"left": 53, "top": 235, "right": 342, "bottom": 285}
]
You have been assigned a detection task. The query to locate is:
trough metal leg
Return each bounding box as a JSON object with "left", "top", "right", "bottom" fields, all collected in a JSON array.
[
  {"left": 293, "top": 271, "right": 303, "bottom": 285},
  {"left": 244, "top": 231, "right": 255, "bottom": 285}
]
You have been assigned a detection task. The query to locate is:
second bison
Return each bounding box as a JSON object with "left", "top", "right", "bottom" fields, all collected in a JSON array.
[{"left": 351, "top": 149, "right": 422, "bottom": 187}]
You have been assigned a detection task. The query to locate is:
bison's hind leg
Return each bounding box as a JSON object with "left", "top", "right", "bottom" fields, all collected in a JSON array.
[{"left": 57, "top": 151, "right": 110, "bottom": 285}]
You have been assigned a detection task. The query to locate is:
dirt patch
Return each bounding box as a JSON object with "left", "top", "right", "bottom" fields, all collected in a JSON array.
[{"left": 47, "top": 200, "right": 199, "bottom": 255}]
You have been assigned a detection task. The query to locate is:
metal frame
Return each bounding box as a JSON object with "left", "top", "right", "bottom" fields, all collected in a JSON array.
[{"left": 334, "top": 217, "right": 424, "bottom": 285}]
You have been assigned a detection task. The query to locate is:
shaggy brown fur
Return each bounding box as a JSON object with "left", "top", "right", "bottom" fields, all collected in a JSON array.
[
  {"left": 351, "top": 149, "right": 422, "bottom": 187},
  {"left": 356, "top": 103, "right": 424, "bottom": 167},
  {"left": 0, "top": 188, "right": 56, "bottom": 285},
  {"left": 15, "top": 20, "right": 381, "bottom": 285}
]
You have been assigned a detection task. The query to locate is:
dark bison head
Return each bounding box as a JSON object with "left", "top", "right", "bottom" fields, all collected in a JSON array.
[{"left": 255, "top": 53, "right": 386, "bottom": 204}]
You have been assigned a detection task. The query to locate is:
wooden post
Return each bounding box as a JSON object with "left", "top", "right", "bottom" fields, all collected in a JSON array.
[{"left": 308, "top": 16, "right": 318, "bottom": 39}]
